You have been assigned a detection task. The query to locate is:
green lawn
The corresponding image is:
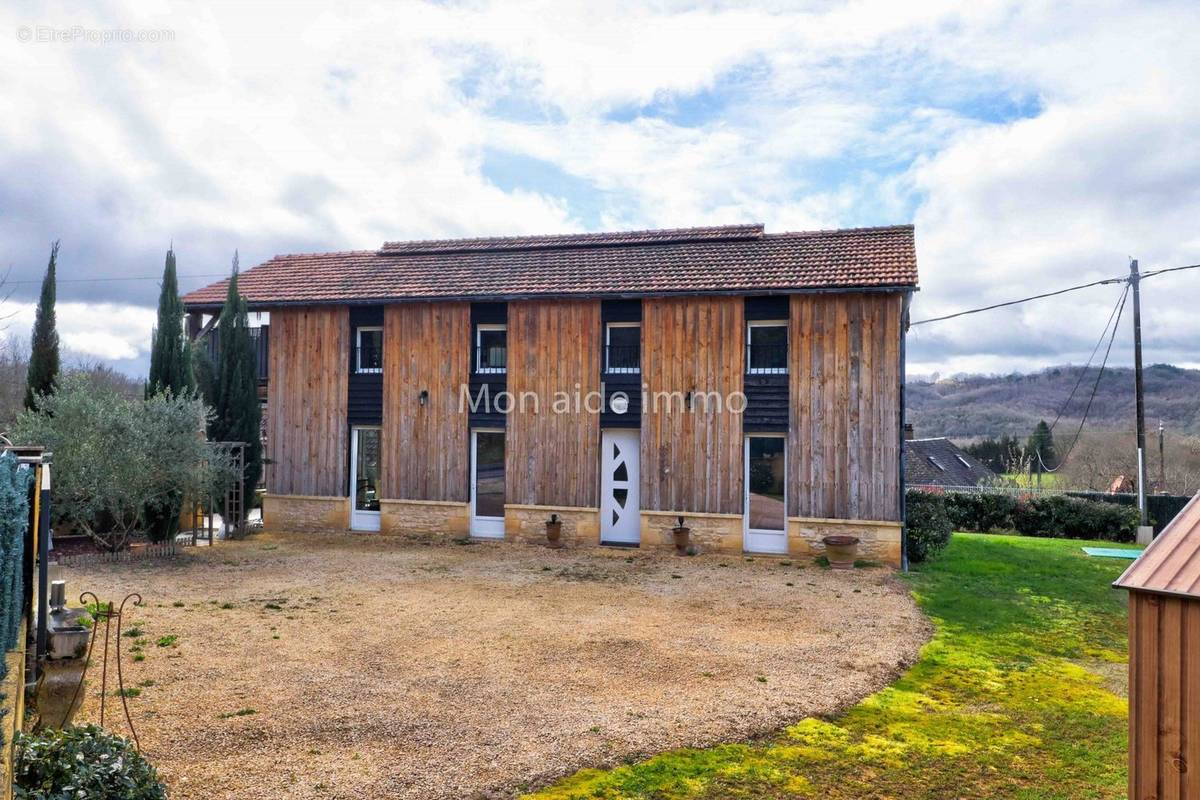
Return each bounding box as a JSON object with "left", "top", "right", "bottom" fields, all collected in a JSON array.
[{"left": 525, "top": 534, "right": 1134, "bottom": 799}]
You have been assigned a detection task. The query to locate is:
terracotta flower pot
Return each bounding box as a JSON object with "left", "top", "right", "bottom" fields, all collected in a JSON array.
[
  {"left": 672, "top": 526, "right": 691, "bottom": 555},
  {"left": 822, "top": 534, "right": 860, "bottom": 569},
  {"left": 546, "top": 517, "right": 563, "bottom": 548}
]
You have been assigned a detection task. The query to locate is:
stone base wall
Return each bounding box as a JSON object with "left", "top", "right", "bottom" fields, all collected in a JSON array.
[
  {"left": 788, "top": 517, "right": 902, "bottom": 567},
  {"left": 640, "top": 510, "right": 742, "bottom": 554},
  {"left": 263, "top": 494, "right": 349, "bottom": 533},
  {"left": 505, "top": 505, "right": 600, "bottom": 546},
  {"left": 381, "top": 500, "right": 470, "bottom": 538}
]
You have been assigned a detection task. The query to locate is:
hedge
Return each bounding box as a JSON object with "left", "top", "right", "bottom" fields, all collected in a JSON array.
[
  {"left": 905, "top": 490, "right": 953, "bottom": 563},
  {"left": 1, "top": 452, "right": 33, "bottom": 661},
  {"left": 932, "top": 487, "right": 1142, "bottom": 542}
]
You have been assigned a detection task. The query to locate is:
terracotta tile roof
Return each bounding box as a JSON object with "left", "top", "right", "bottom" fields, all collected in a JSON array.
[
  {"left": 1114, "top": 493, "right": 1200, "bottom": 597},
  {"left": 182, "top": 223, "right": 917, "bottom": 308}
]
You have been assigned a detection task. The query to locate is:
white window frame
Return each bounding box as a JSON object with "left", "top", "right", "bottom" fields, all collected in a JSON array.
[
  {"left": 605, "top": 322, "right": 641, "bottom": 375},
  {"left": 349, "top": 425, "right": 382, "bottom": 532},
  {"left": 470, "top": 428, "right": 506, "bottom": 538},
  {"left": 475, "top": 324, "right": 507, "bottom": 374},
  {"left": 355, "top": 326, "right": 383, "bottom": 374},
  {"left": 746, "top": 320, "right": 788, "bottom": 375}
]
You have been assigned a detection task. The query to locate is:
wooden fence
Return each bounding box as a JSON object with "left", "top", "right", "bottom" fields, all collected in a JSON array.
[{"left": 54, "top": 540, "right": 181, "bottom": 569}]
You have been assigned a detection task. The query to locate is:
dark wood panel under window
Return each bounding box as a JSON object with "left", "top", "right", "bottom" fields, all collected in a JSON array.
[
  {"left": 348, "top": 306, "right": 384, "bottom": 426},
  {"left": 601, "top": 299, "right": 642, "bottom": 428},
  {"left": 745, "top": 295, "right": 790, "bottom": 321},
  {"left": 470, "top": 302, "right": 507, "bottom": 426}
]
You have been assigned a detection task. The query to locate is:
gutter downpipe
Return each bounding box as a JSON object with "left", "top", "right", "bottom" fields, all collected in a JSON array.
[{"left": 899, "top": 292, "right": 912, "bottom": 573}]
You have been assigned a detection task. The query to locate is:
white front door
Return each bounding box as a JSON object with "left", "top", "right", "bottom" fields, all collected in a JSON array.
[
  {"left": 471, "top": 429, "right": 505, "bottom": 538},
  {"left": 744, "top": 435, "right": 787, "bottom": 554},
  {"left": 350, "top": 427, "right": 381, "bottom": 532},
  {"left": 600, "top": 429, "right": 640, "bottom": 545}
]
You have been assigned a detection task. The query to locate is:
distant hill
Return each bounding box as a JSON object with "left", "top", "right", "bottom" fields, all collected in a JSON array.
[{"left": 907, "top": 364, "right": 1200, "bottom": 440}]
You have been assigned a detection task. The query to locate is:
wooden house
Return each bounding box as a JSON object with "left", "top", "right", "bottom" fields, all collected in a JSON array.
[
  {"left": 182, "top": 224, "right": 918, "bottom": 564},
  {"left": 1114, "top": 492, "right": 1200, "bottom": 797}
]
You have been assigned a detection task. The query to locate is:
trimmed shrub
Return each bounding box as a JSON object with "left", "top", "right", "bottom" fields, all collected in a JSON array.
[
  {"left": 944, "top": 491, "right": 1018, "bottom": 533},
  {"left": 1011, "top": 494, "right": 1140, "bottom": 542},
  {"left": 14, "top": 725, "right": 167, "bottom": 800},
  {"left": 905, "top": 490, "right": 953, "bottom": 563}
]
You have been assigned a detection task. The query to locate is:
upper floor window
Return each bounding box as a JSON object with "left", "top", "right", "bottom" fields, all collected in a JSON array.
[
  {"left": 356, "top": 327, "right": 383, "bottom": 373},
  {"left": 476, "top": 324, "right": 507, "bottom": 374},
  {"left": 746, "top": 321, "right": 787, "bottom": 375},
  {"left": 605, "top": 322, "right": 640, "bottom": 374}
]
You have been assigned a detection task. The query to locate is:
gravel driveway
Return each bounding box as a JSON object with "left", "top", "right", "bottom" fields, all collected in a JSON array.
[{"left": 63, "top": 532, "right": 928, "bottom": 799}]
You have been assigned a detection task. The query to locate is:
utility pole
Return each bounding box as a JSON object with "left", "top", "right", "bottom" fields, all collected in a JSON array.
[
  {"left": 1130, "top": 259, "right": 1152, "bottom": 543},
  {"left": 1159, "top": 421, "right": 1166, "bottom": 491}
]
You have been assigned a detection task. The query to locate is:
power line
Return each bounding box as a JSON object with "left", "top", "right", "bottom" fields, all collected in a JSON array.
[
  {"left": 1041, "top": 283, "right": 1130, "bottom": 472},
  {"left": 910, "top": 260, "right": 1197, "bottom": 328},
  {"left": 1045, "top": 284, "right": 1130, "bottom": 435},
  {"left": 1140, "top": 262, "right": 1200, "bottom": 280},
  {"left": 910, "top": 275, "right": 1126, "bottom": 327},
  {"left": 3, "top": 273, "right": 226, "bottom": 286}
]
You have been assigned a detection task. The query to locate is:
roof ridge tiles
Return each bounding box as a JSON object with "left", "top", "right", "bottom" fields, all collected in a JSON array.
[{"left": 378, "top": 224, "right": 764, "bottom": 255}]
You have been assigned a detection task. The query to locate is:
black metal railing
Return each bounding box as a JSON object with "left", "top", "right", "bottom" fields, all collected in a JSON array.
[
  {"left": 604, "top": 344, "right": 640, "bottom": 374},
  {"left": 746, "top": 343, "right": 787, "bottom": 374},
  {"left": 205, "top": 325, "right": 269, "bottom": 381},
  {"left": 354, "top": 345, "right": 383, "bottom": 374},
  {"left": 475, "top": 345, "right": 507, "bottom": 373}
]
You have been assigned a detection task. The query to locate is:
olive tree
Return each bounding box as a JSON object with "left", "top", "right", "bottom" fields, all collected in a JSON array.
[{"left": 11, "top": 374, "right": 231, "bottom": 550}]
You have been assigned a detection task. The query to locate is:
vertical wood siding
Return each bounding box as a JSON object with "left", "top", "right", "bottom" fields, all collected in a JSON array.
[
  {"left": 1129, "top": 591, "right": 1200, "bottom": 800},
  {"left": 381, "top": 303, "right": 471, "bottom": 502},
  {"left": 505, "top": 301, "right": 602, "bottom": 507},
  {"left": 789, "top": 293, "right": 901, "bottom": 521},
  {"left": 266, "top": 307, "right": 350, "bottom": 497},
  {"left": 641, "top": 297, "right": 744, "bottom": 515}
]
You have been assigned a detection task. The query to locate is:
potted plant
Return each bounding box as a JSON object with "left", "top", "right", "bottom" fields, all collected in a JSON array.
[
  {"left": 821, "top": 534, "right": 860, "bottom": 569},
  {"left": 545, "top": 513, "right": 563, "bottom": 548},
  {"left": 672, "top": 516, "right": 691, "bottom": 555}
]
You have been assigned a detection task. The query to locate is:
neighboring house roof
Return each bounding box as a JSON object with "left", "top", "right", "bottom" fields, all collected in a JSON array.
[
  {"left": 905, "top": 438, "right": 997, "bottom": 488},
  {"left": 182, "top": 223, "right": 918, "bottom": 309},
  {"left": 1114, "top": 493, "right": 1200, "bottom": 598}
]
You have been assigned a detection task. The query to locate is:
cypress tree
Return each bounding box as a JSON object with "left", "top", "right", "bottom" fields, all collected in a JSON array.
[
  {"left": 146, "top": 246, "right": 193, "bottom": 398},
  {"left": 212, "top": 254, "right": 262, "bottom": 525},
  {"left": 24, "top": 241, "right": 60, "bottom": 411},
  {"left": 144, "top": 246, "right": 196, "bottom": 541}
]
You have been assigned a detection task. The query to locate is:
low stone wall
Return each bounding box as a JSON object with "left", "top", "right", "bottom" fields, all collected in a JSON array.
[
  {"left": 640, "top": 510, "right": 742, "bottom": 554},
  {"left": 381, "top": 500, "right": 469, "bottom": 538},
  {"left": 504, "top": 505, "right": 600, "bottom": 547},
  {"left": 788, "top": 517, "right": 902, "bottom": 567},
  {"left": 263, "top": 494, "right": 349, "bottom": 533}
]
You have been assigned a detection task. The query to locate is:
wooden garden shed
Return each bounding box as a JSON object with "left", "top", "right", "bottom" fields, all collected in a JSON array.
[{"left": 1114, "top": 492, "right": 1200, "bottom": 799}]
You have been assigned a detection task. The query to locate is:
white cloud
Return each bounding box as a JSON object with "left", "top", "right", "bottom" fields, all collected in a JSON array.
[
  {"left": 3, "top": 301, "right": 156, "bottom": 363},
  {"left": 0, "top": 0, "right": 1198, "bottom": 378}
]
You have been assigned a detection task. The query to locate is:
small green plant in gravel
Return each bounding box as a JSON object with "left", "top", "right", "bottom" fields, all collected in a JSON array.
[
  {"left": 155, "top": 635, "right": 178, "bottom": 648},
  {"left": 218, "top": 708, "right": 256, "bottom": 719},
  {"left": 116, "top": 687, "right": 141, "bottom": 698}
]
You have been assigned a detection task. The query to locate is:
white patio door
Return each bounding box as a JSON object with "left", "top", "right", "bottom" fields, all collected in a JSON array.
[
  {"left": 471, "top": 429, "right": 506, "bottom": 538},
  {"left": 350, "top": 426, "right": 381, "bottom": 532},
  {"left": 600, "top": 429, "right": 640, "bottom": 545},
  {"left": 744, "top": 435, "right": 787, "bottom": 553}
]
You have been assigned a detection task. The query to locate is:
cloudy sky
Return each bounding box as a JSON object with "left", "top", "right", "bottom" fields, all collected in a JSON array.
[{"left": 2, "top": 0, "right": 1198, "bottom": 377}]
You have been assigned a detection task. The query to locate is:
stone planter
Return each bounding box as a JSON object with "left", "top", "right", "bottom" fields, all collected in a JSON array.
[
  {"left": 36, "top": 657, "right": 87, "bottom": 730},
  {"left": 47, "top": 626, "right": 90, "bottom": 660},
  {"left": 672, "top": 517, "right": 691, "bottom": 555},
  {"left": 545, "top": 515, "right": 563, "bottom": 548},
  {"left": 822, "top": 534, "right": 860, "bottom": 569}
]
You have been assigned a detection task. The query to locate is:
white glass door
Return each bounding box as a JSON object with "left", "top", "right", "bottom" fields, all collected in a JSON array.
[
  {"left": 600, "top": 430, "right": 640, "bottom": 544},
  {"left": 471, "top": 429, "right": 505, "bottom": 538},
  {"left": 350, "top": 427, "right": 381, "bottom": 532},
  {"left": 744, "top": 435, "right": 787, "bottom": 553}
]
